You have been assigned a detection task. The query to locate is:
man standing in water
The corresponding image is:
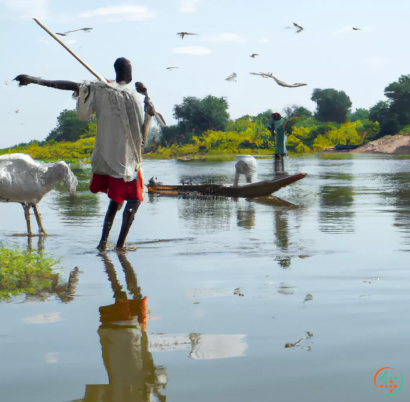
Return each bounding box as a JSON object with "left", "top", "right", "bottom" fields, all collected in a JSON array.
[
  {"left": 14, "top": 58, "right": 145, "bottom": 250},
  {"left": 270, "top": 112, "right": 288, "bottom": 159}
]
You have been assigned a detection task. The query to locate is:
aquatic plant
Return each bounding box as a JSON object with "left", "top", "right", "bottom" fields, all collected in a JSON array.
[{"left": 0, "top": 244, "right": 61, "bottom": 301}]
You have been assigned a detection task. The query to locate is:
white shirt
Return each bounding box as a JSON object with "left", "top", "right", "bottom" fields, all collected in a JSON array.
[{"left": 76, "top": 81, "right": 144, "bottom": 182}]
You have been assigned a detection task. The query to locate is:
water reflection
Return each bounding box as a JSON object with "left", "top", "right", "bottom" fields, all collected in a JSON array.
[
  {"left": 0, "top": 263, "right": 79, "bottom": 304},
  {"left": 52, "top": 168, "right": 101, "bottom": 223},
  {"left": 319, "top": 186, "right": 355, "bottom": 234},
  {"left": 274, "top": 210, "right": 290, "bottom": 251},
  {"left": 149, "top": 333, "right": 248, "bottom": 359},
  {"left": 77, "top": 253, "right": 167, "bottom": 402},
  {"left": 178, "top": 198, "right": 233, "bottom": 233},
  {"left": 378, "top": 171, "right": 410, "bottom": 248},
  {"left": 236, "top": 202, "right": 255, "bottom": 229}
]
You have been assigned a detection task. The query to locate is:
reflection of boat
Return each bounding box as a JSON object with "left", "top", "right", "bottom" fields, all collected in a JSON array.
[{"left": 147, "top": 173, "right": 307, "bottom": 198}]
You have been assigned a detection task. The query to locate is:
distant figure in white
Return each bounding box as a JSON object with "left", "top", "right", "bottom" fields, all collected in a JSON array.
[
  {"left": 0, "top": 154, "right": 78, "bottom": 235},
  {"left": 234, "top": 155, "right": 257, "bottom": 186}
]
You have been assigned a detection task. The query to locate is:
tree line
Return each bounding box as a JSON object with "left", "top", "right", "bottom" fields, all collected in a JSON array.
[{"left": 5, "top": 74, "right": 410, "bottom": 154}]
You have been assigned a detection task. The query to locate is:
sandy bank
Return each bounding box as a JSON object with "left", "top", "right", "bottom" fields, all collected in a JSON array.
[{"left": 351, "top": 134, "right": 410, "bottom": 154}]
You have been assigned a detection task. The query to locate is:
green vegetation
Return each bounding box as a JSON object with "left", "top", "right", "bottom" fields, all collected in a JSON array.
[
  {"left": 311, "top": 88, "right": 352, "bottom": 123},
  {"left": 0, "top": 244, "right": 61, "bottom": 301},
  {"left": 3, "top": 74, "right": 410, "bottom": 161}
]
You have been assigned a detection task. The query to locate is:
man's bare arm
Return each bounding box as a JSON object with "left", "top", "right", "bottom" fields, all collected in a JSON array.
[{"left": 13, "top": 75, "right": 79, "bottom": 92}]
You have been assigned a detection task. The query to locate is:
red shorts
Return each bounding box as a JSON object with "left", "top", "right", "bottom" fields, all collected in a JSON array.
[{"left": 89, "top": 171, "right": 144, "bottom": 203}]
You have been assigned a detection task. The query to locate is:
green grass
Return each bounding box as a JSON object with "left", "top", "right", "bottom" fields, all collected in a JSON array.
[{"left": 0, "top": 244, "right": 61, "bottom": 301}]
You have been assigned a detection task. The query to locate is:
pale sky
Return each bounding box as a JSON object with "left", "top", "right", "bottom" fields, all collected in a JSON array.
[{"left": 0, "top": 0, "right": 408, "bottom": 148}]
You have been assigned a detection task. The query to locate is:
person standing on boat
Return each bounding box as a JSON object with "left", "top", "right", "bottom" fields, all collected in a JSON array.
[
  {"left": 270, "top": 112, "right": 288, "bottom": 159},
  {"left": 14, "top": 58, "right": 145, "bottom": 250}
]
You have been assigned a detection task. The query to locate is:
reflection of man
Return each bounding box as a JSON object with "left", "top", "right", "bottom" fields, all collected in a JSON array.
[{"left": 79, "top": 254, "right": 166, "bottom": 402}]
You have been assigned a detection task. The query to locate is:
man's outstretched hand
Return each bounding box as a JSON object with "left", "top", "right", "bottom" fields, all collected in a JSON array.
[
  {"left": 135, "top": 82, "right": 148, "bottom": 96},
  {"left": 13, "top": 75, "right": 33, "bottom": 86}
]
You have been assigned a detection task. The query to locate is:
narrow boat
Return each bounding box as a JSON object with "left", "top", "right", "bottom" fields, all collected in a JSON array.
[
  {"left": 176, "top": 156, "right": 205, "bottom": 162},
  {"left": 147, "top": 173, "right": 307, "bottom": 198}
]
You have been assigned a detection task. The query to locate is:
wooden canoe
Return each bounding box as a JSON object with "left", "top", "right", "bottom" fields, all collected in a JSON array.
[
  {"left": 147, "top": 173, "right": 307, "bottom": 198},
  {"left": 176, "top": 157, "right": 205, "bottom": 162}
]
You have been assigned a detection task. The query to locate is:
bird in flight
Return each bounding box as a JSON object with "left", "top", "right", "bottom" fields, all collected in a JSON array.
[
  {"left": 166, "top": 67, "right": 178, "bottom": 71},
  {"left": 353, "top": 27, "right": 361, "bottom": 30},
  {"left": 250, "top": 72, "right": 307, "bottom": 88},
  {"left": 225, "top": 73, "right": 237, "bottom": 82},
  {"left": 177, "top": 32, "right": 198, "bottom": 40},
  {"left": 250, "top": 54, "right": 259, "bottom": 58},
  {"left": 15, "top": 110, "right": 19, "bottom": 113},
  {"left": 56, "top": 28, "right": 93, "bottom": 36},
  {"left": 286, "top": 23, "right": 304, "bottom": 33}
]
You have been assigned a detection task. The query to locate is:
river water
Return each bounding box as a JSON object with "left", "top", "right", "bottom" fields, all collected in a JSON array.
[{"left": 1, "top": 154, "right": 410, "bottom": 402}]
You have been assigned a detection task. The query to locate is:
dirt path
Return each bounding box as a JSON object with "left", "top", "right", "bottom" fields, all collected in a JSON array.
[{"left": 351, "top": 135, "right": 410, "bottom": 154}]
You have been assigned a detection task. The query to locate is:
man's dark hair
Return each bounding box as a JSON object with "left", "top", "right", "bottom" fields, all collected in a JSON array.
[
  {"left": 272, "top": 112, "right": 282, "bottom": 121},
  {"left": 114, "top": 57, "right": 132, "bottom": 84}
]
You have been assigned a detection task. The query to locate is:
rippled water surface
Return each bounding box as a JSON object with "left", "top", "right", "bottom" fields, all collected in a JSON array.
[{"left": 1, "top": 155, "right": 410, "bottom": 401}]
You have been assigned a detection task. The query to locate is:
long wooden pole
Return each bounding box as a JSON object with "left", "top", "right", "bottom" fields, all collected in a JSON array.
[{"left": 33, "top": 18, "right": 106, "bottom": 82}]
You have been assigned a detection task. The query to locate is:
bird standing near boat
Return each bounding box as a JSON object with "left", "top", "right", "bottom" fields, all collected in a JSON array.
[
  {"left": 0, "top": 153, "right": 78, "bottom": 236},
  {"left": 177, "top": 32, "right": 198, "bottom": 39}
]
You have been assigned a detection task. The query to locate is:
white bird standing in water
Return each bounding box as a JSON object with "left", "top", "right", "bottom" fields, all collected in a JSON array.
[{"left": 0, "top": 154, "right": 78, "bottom": 236}]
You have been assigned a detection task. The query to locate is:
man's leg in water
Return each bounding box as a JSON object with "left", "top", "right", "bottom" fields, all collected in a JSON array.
[
  {"left": 116, "top": 199, "right": 141, "bottom": 249},
  {"left": 97, "top": 200, "right": 120, "bottom": 250}
]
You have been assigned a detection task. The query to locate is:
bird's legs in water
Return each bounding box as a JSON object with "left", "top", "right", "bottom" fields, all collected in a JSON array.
[
  {"left": 116, "top": 200, "right": 141, "bottom": 250},
  {"left": 97, "top": 200, "right": 120, "bottom": 250},
  {"left": 22, "top": 204, "right": 32, "bottom": 236},
  {"left": 32, "top": 205, "right": 48, "bottom": 235}
]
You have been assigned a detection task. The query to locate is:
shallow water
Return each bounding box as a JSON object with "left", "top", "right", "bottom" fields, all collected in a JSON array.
[{"left": 1, "top": 155, "right": 410, "bottom": 401}]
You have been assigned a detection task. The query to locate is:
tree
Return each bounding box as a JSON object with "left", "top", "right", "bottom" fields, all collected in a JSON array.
[
  {"left": 380, "top": 118, "right": 400, "bottom": 137},
  {"left": 283, "top": 105, "right": 312, "bottom": 119},
  {"left": 384, "top": 75, "right": 410, "bottom": 126},
  {"left": 173, "top": 95, "right": 229, "bottom": 134},
  {"left": 254, "top": 109, "right": 273, "bottom": 127},
  {"left": 311, "top": 88, "right": 352, "bottom": 123},
  {"left": 349, "top": 108, "right": 369, "bottom": 122},
  {"left": 368, "top": 101, "right": 391, "bottom": 124},
  {"left": 46, "top": 110, "right": 95, "bottom": 142}
]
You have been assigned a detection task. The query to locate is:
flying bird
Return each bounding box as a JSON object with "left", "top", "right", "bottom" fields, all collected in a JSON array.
[
  {"left": 15, "top": 110, "right": 19, "bottom": 113},
  {"left": 286, "top": 23, "right": 304, "bottom": 33},
  {"left": 250, "top": 72, "right": 307, "bottom": 88},
  {"left": 225, "top": 73, "right": 237, "bottom": 82},
  {"left": 250, "top": 54, "right": 259, "bottom": 58},
  {"left": 56, "top": 28, "right": 93, "bottom": 36},
  {"left": 353, "top": 27, "right": 361, "bottom": 30},
  {"left": 177, "top": 32, "right": 198, "bottom": 40},
  {"left": 0, "top": 154, "right": 78, "bottom": 236},
  {"left": 166, "top": 67, "right": 178, "bottom": 71}
]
